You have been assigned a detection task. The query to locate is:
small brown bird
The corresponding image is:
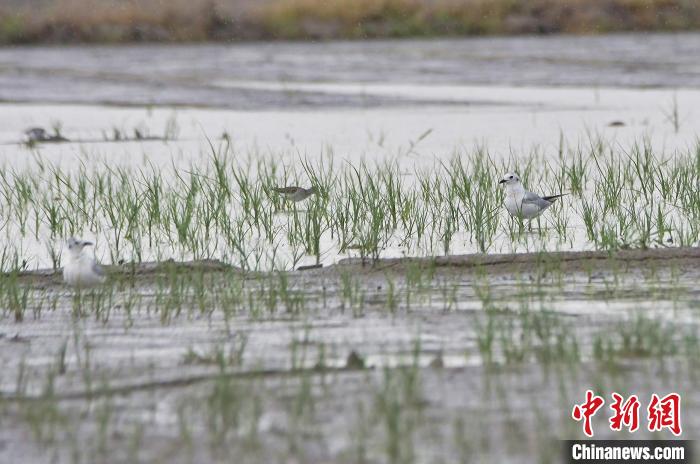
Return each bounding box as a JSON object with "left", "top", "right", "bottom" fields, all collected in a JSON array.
[{"left": 273, "top": 186, "right": 318, "bottom": 202}]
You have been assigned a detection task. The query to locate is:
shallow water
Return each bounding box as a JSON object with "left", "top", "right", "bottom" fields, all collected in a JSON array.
[
  {"left": 0, "top": 33, "right": 698, "bottom": 463},
  {"left": 1, "top": 33, "right": 700, "bottom": 109},
  {"left": 1, "top": 256, "right": 698, "bottom": 463}
]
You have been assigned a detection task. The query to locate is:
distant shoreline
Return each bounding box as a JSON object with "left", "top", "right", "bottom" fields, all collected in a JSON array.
[{"left": 1, "top": 0, "right": 699, "bottom": 45}]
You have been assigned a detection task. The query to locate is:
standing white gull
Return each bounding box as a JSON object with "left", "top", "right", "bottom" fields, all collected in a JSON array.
[
  {"left": 63, "top": 237, "right": 106, "bottom": 288},
  {"left": 498, "top": 172, "right": 567, "bottom": 227}
]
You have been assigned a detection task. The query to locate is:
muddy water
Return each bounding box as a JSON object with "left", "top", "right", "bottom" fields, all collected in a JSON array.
[
  {"left": 1, "top": 251, "right": 698, "bottom": 463},
  {"left": 1, "top": 34, "right": 699, "bottom": 463},
  {"left": 1, "top": 33, "right": 700, "bottom": 109}
]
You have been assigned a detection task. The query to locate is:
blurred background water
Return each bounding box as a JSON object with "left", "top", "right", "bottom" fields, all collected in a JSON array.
[{"left": 1, "top": 33, "right": 698, "bottom": 109}]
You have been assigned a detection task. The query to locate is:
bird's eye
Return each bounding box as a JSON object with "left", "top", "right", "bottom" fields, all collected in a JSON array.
[{"left": 509, "top": 175, "right": 513, "bottom": 179}]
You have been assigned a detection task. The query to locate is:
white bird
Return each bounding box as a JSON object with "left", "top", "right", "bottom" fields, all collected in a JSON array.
[
  {"left": 498, "top": 172, "right": 567, "bottom": 225},
  {"left": 273, "top": 186, "right": 318, "bottom": 202},
  {"left": 63, "top": 237, "right": 106, "bottom": 288}
]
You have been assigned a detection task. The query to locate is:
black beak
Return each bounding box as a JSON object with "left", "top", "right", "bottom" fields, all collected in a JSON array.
[
  {"left": 82, "top": 241, "right": 93, "bottom": 246},
  {"left": 498, "top": 179, "right": 507, "bottom": 184}
]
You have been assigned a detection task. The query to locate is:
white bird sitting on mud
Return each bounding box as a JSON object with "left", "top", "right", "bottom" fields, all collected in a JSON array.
[
  {"left": 498, "top": 172, "right": 567, "bottom": 227},
  {"left": 63, "top": 237, "right": 106, "bottom": 288},
  {"left": 273, "top": 186, "right": 318, "bottom": 202}
]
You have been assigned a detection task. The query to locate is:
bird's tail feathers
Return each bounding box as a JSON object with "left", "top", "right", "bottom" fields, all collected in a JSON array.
[{"left": 542, "top": 193, "right": 569, "bottom": 202}]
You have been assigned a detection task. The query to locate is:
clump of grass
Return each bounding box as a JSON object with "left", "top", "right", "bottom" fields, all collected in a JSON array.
[
  {"left": 0, "top": 12, "right": 28, "bottom": 44},
  {"left": 0, "top": 135, "right": 699, "bottom": 274},
  {"left": 663, "top": 93, "right": 682, "bottom": 134}
]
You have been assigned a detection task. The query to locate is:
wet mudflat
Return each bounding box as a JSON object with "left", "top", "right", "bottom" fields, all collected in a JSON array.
[
  {"left": 2, "top": 33, "right": 700, "bottom": 108},
  {"left": 0, "top": 32, "right": 698, "bottom": 463},
  {"left": 1, "top": 248, "right": 698, "bottom": 463}
]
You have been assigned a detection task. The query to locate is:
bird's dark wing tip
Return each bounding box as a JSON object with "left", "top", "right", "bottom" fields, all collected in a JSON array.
[
  {"left": 274, "top": 187, "right": 298, "bottom": 194},
  {"left": 542, "top": 193, "right": 569, "bottom": 202}
]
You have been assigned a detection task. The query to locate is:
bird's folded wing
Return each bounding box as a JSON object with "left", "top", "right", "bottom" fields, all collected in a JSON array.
[
  {"left": 92, "top": 261, "right": 106, "bottom": 276},
  {"left": 521, "top": 191, "right": 552, "bottom": 208},
  {"left": 274, "top": 187, "right": 299, "bottom": 194}
]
